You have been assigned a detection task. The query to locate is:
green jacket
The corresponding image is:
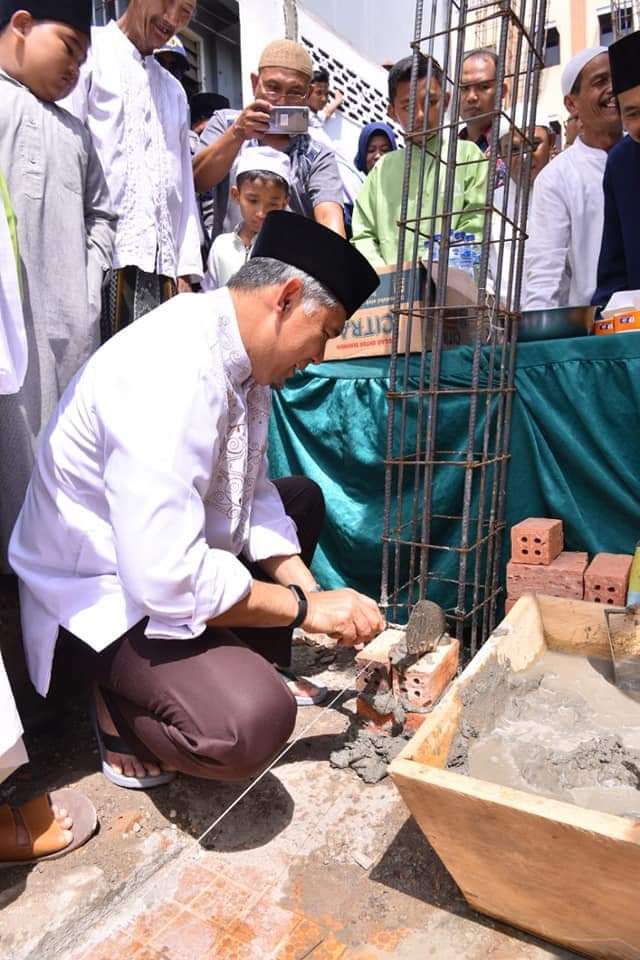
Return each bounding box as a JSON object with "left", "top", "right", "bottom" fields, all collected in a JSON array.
[
  {"left": 351, "top": 137, "right": 488, "bottom": 268},
  {"left": 0, "top": 170, "right": 19, "bottom": 270}
]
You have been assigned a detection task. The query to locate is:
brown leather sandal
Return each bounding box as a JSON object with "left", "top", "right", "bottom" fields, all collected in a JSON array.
[{"left": 0, "top": 788, "right": 97, "bottom": 867}]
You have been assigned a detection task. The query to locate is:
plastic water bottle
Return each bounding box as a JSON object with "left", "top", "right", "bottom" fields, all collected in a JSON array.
[
  {"left": 465, "top": 233, "right": 480, "bottom": 283},
  {"left": 459, "top": 239, "right": 475, "bottom": 279},
  {"left": 449, "top": 230, "right": 465, "bottom": 271}
]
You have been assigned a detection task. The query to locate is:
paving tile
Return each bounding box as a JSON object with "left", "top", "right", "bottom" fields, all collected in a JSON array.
[
  {"left": 274, "top": 917, "right": 326, "bottom": 959},
  {"left": 225, "top": 894, "right": 302, "bottom": 956},
  {"left": 170, "top": 863, "right": 217, "bottom": 906},
  {"left": 190, "top": 874, "right": 256, "bottom": 929},
  {"left": 128, "top": 901, "right": 182, "bottom": 941},
  {"left": 149, "top": 909, "right": 220, "bottom": 960},
  {"left": 211, "top": 933, "right": 262, "bottom": 959},
  {"left": 198, "top": 845, "right": 289, "bottom": 893},
  {"left": 307, "top": 937, "right": 347, "bottom": 960},
  {"left": 132, "top": 947, "right": 166, "bottom": 960},
  {"left": 78, "top": 931, "right": 141, "bottom": 960}
]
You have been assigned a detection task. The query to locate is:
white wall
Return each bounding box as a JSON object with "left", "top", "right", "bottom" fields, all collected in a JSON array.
[{"left": 300, "top": 0, "right": 417, "bottom": 65}]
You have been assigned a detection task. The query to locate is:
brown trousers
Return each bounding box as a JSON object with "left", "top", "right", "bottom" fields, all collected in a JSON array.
[{"left": 62, "top": 476, "right": 325, "bottom": 782}]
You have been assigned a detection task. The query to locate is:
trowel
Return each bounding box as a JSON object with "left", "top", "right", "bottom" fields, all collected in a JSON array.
[
  {"left": 404, "top": 599, "right": 447, "bottom": 656},
  {"left": 604, "top": 605, "right": 640, "bottom": 700}
]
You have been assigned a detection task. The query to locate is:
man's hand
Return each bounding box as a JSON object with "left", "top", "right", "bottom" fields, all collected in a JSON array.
[
  {"left": 230, "top": 99, "right": 272, "bottom": 142},
  {"left": 177, "top": 276, "right": 192, "bottom": 293},
  {"left": 302, "top": 588, "right": 385, "bottom": 646}
]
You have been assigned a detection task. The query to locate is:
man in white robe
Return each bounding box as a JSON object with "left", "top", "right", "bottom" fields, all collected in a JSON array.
[
  {"left": 63, "top": 0, "right": 203, "bottom": 338},
  {"left": 524, "top": 47, "right": 623, "bottom": 309},
  {"left": 9, "top": 213, "right": 384, "bottom": 789}
]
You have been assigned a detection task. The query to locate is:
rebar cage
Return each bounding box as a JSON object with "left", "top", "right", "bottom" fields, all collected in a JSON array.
[{"left": 380, "top": 0, "right": 548, "bottom": 656}]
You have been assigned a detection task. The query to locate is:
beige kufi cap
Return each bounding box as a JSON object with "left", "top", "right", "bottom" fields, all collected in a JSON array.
[{"left": 258, "top": 39, "right": 313, "bottom": 79}]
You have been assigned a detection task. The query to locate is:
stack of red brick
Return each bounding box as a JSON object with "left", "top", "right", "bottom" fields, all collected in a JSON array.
[{"left": 505, "top": 517, "right": 633, "bottom": 613}]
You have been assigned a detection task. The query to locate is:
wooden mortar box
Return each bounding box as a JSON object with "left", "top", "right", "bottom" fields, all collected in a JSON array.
[{"left": 389, "top": 594, "right": 640, "bottom": 959}]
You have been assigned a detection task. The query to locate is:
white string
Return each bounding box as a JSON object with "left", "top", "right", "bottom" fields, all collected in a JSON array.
[{"left": 194, "top": 660, "right": 372, "bottom": 847}]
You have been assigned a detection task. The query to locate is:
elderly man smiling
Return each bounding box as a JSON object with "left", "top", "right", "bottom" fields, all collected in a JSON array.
[
  {"left": 63, "top": 0, "right": 203, "bottom": 338},
  {"left": 194, "top": 39, "right": 345, "bottom": 242}
]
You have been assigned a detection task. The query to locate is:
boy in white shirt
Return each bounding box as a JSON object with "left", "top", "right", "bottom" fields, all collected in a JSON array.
[{"left": 203, "top": 147, "right": 291, "bottom": 290}]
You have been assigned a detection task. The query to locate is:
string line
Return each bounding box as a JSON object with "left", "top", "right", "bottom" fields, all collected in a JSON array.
[{"left": 194, "top": 659, "right": 372, "bottom": 846}]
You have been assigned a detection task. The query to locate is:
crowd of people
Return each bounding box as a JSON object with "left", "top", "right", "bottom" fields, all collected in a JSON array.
[{"left": 1, "top": 0, "right": 640, "bottom": 865}]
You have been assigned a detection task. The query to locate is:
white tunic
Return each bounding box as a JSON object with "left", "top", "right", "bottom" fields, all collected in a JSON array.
[
  {"left": 524, "top": 137, "right": 608, "bottom": 309},
  {"left": 0, "top": 651, "right": 28, "bottom": 784},
  {"left": 63, "top": 21, "right": 202, "bottom": 280},
  {"left": 0, "top": 179, "right": 26, "bottom": 396},
  {"left": 9, "top": 289, "right": 300, "bottom": 696}
]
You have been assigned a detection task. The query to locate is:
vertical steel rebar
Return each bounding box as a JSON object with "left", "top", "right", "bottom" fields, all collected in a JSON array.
[{"left": 381, "top": 0, "right": 547, "bottom": 651}]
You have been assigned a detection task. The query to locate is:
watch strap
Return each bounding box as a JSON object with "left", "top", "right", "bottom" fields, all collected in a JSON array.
[{"left": 287, "top": 584, "right": 308, "bottom": 629}]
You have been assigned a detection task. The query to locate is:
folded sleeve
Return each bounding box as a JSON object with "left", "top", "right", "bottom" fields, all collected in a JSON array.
[
  {"left": 308, "top": 145, "right": 344, "bottom": 207},
  {"left": 100, "top": 319, "right": 252, "bottom": 638},
  {"left": 243, "top": 455, "right": 301, "bottom": 563}
]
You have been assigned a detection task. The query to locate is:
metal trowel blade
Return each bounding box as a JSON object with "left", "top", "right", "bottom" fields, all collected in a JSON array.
[
  {"left": 405, "top": 600, "right": 447, "bottom": 656},
  {"left": 604, "top": 606, "right": 640, "bottom": 701}
]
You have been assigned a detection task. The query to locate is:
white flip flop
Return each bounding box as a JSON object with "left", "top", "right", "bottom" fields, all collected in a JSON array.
[
  {"left": 276, "top": 667, "right": 328, "bottom": 706},
  {"left": 89, "top": 698, "right": 175, "bottom": 790}
]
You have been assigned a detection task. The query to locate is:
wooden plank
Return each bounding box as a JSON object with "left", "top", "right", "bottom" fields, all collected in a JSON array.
[
  {"left": 390, "top": 760, "right": 640, "bottom": 960},
  {"left": 536, "top": 594, "right": 612, "bottom": 659}
]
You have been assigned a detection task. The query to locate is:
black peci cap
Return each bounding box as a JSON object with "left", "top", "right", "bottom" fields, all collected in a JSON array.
[
  {"left": 250, "top": 211, "right": 379, "bottom": 318},
  {"left": 610, "top": 30, "right": 640, "bottom": 95},
  {"left": 189, "top": 92, "right": 230, "bottom": 124},
  {"left": 0, "top": 0, "right": 92, "bottom": 35}
]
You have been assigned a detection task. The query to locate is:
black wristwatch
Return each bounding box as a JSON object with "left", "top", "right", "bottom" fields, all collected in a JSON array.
[{"left": 287, "top": 584, "right": 308, "bottom": 628}]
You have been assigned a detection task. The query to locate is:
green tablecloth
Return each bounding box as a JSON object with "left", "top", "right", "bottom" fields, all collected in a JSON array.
[{"left": 268, "top": 333, "right": 640, "bottom": 601}]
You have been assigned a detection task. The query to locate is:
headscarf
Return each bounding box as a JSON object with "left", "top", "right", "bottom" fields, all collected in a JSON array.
[{"left": 354, "top": 122, "right": 398, "bottom": 174}]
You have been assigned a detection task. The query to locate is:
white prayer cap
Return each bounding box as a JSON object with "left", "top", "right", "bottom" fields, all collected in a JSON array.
[
  {"left": 235, "top": 146, "right": 291, "bottom": 185},
  {"left": 561, "top": 46, "right": 608, "bottom": 97}
]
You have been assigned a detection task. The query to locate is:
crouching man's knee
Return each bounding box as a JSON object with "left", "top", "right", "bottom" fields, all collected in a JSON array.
[{"left": 208, "top": 677, "right": 297, "bottom": 781}]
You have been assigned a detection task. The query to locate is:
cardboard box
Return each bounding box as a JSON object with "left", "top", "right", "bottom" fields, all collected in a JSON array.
[
  {"left": 322, "top": 263, "right": 425, "bottom": 362},
  {"left": 322, "top": 262, "right": 488, "bottom": 362},
  {"left": 614, "top": 310, "right": 640, "bottom": 333},
  {"left": 594, "top": 318, "right": 615, "bottom": 336}
]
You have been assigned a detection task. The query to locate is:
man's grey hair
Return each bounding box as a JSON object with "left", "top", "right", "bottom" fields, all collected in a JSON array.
[{"left": 227, "top": 257, "right": 339, "bottom": 315}]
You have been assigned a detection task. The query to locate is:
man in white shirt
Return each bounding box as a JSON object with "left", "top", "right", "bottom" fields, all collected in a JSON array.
[
  {"left": 64, "top": 0, "right": 203, "bottom": 339},
  {"left": 9, "top": 212, "right": 383, "bottom": 789},
  {"left": 524, "top": 47, "right": 622, "bottom": 309}
]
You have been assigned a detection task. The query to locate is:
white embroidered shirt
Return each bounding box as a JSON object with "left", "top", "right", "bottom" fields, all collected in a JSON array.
[
  {"left": 9, "top": 289, "right": 300, "bottom": 696},
  {"left": 63, "top": 21, "right": 202, "bottom": 280}
]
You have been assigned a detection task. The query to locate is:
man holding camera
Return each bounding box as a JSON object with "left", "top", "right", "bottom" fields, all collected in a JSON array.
[{"left": 193, "top": 39, "right": 345, "bottom": 242}]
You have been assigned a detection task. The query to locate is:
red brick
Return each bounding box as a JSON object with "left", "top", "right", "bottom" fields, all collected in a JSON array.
[
  {"left": 355, "top": 696, "right": 395, "bottom": 734},
  {"left": 354, "top": 628, "right": 404, "bottom": 669},
  {"left": 392, "top": 637, "right": 459, "bottom": 709},
  {"left": 226, "top": 895, "right": 301, "bottom": 955},
  {"left": 510, "top": 518, "right": 563, "bottom": 565},
  {"left": 584, "top": 553, "right": 633, "bottom": 606},
  {"left": 507, "top": 551, "right": 588, "bottom": 600}
]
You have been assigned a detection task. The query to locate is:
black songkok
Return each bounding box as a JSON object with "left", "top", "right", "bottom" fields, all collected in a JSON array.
[
  {"left": 0, "top": 0, "right": 91, "bottom": 35},
  {"left": 189, "top": 92, "right": 230, "bottom": 124},
  {"left": 610, "top": 30, "right": 640, "bottom": 95},
  {"left": 251, "top": 211, "right": 380, "bottom": 319}
]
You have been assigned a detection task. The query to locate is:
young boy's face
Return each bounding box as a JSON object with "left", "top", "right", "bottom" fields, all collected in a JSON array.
[
  {"left": 6, "top": 14, "right": 88, "bottom": 102},
  {"left": 308, "top": 81, "right": 329, "bottom": 113},
  {"left": 232, "top": 177, "right": 288, "bottom": 237},
  {"left": 389, "top": 74, "right": 448, "bottom": 138}
]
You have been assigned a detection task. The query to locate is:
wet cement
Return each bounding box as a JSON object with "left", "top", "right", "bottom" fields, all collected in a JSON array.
[
  {"left": 447, "top": 649, "right": 640, "bottom": 817},
  {"left": 329, "top": 728, "right": 411, "bottom": 784}
]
